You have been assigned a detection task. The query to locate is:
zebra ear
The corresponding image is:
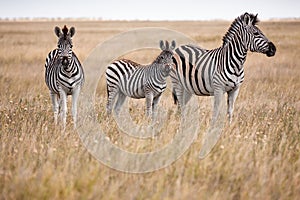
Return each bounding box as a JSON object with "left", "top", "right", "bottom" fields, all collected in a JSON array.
[
  {"left": 69, "top": 27, "right": 75, "bottom": 37},
  {"left": 160, "top": 40, "right": 166, "bottom": 50},
  {"left": 243, "top": 12, "right": 252, "bottom": 26},
  {"left": 54, "top": 26, "right": 61, "bottom": 37},
  {"left": 170, "top": 40, "right": 176, "bottom": 50},
  {"left": 253, "top": 14, "right": 259, "bottom": 25}
]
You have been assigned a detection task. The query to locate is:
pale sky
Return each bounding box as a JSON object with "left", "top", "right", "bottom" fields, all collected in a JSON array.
[{"left": 0, "top": 0, "right": 299, "bottom": 20}]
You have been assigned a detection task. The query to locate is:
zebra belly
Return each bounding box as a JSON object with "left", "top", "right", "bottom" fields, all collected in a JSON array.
[
  {"left": 120, "top": 84, "right": 166, "bottom": 99},
  {"left": 127, "top": 92, "right": 145, "bottom": 99},
  {"left": 174, "top": 70, "right": 214, "bottom": 97},
  {"left": 193, "top": 88, "right": 213, "bottom": 96},
  {"left": 120, "top": 83, "right": 145, "bottom": 99}
]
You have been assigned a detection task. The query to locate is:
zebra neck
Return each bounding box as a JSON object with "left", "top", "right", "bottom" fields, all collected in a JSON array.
[
  {"left": 224, "top": 38, "right": 247, "bottom": 71},
  {"left": 152, "top": 64, "right": 168, "bottom": 82}
]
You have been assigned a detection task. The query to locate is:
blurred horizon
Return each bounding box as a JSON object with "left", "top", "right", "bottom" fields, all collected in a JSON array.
[
  {"left": 1, "top": 16, "right": 300, "bottom": 22},
  {"left": 0, "top": 0, "right": 299, "bottom": 21}
]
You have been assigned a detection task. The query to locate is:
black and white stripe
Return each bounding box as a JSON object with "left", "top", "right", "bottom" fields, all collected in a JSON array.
[
  {"left": 45, "top": 25, "right": 84, "bottom": 128},
  {"left": 106, "top": 40, "right": 176, "bottom": 118},
  {"left": 171, "top": 13, "right": 276, "bottom": 123}
]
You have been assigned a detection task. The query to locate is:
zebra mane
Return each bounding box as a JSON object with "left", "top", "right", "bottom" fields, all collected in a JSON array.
[
  {"left": 248, "top": 13, "right": 259, "bottom": 25},
  {"left": 62, "top": 25, "right": 68, "bottom": 39},
  {"left": 222, "top": 13, "right": 259, "bottom": 46},
  {"left": 153, "top": 49, "right": 173, "bottom": 64},
  {"left": 120, "top": 59, "right": 140, "bottom": 68}
]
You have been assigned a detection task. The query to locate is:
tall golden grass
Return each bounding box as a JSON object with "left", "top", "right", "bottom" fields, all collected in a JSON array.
[{"left": 0, "top": 20, "right": 299, "bottom": 199}]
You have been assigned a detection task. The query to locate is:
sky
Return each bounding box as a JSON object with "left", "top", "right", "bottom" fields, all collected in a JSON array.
[{"left": 0, "top": 0, "right": 299, "bottom": 20}]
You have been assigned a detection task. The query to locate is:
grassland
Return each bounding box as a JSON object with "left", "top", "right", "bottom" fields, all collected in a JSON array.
[{"left": 0, "top": 19, "right": 299, "bottom": 199}]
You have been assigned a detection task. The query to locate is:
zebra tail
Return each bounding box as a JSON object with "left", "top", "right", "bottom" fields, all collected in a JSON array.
[{"left": 172, "top": 88, "right": 178, "bottom": 105}]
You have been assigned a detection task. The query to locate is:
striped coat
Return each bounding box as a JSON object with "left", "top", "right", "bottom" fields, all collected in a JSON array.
[{"left": 45, "top": 25, "right": 84, "bottom": 129}]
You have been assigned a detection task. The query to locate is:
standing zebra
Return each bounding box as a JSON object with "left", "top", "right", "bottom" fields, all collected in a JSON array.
[
  {"left": 171, "top": 13, "right": 276, "bottom": 123},
  {"left": 106, "top": 40, "right": 176, "bottom": 118},
  {"left": 45, "top": 25, "right": 84, "bottom": 129}
]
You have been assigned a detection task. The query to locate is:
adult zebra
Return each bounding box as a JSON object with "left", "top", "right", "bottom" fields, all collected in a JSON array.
[
  {"left": 45, "top": 25, "right": 84, "bottom": 129},
  {"left": 171, "top": 13, "right": 276, "bottom": 123},
  {"left": 106, "top": 40, "right": 176, "bottom": 119}
]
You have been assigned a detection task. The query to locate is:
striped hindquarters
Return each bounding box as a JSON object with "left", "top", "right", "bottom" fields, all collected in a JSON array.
[{"left": 45, "top": 49, "right": 59, "bottom": 93}]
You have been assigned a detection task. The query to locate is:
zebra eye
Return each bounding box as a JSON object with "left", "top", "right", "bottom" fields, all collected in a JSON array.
[{"left": 70, "top": 44, "right": 73, "bottom": 48}]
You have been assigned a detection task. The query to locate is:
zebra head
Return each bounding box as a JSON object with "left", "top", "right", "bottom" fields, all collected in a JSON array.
[
  {"left": 156, "top": 40, "right": 176, "bottom": 76},
  {"left": 54, "top": 25, "right": 75, "bottom": 67},
  {"left": 241, "top": 13, "right": 276, "bottom": 57}
]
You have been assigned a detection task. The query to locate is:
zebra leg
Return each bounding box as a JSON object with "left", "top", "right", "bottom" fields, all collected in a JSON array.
[
  {"left": 71, "top": 86, "right": 81, "bottom": 129},
  {"left": 212, "top": 89, "right": 225, "bottom": 124},
  {"left": 173, "top": 82, "right": 182, "bottom": 108},
  {"left": 50, "top": 91, "right": 59, "bottom": 125},
  {"left": 199, "top": 89, "right": 225, "bottom": 159},
  {"left": 173, "top": 86, "right": 184, "bottom": 110},
  {"left": 152, "top": 93, "right": 162, "bottom": 120},
  {"left": 106, "top": 86, "right": 119, "bottom": 115},
  {"left": 183, "top": 90, "right": 192, "bottom": 106},
  {"left": 177, "top": 89, "right": 192, "bottom": 112},
  {"left": 145, "top": 92, "right": 154, "bottom": 118},
  {"left": 59, "top": 89, "right": 68, "bottom": 130},
  {"left": 227, "top": 86, "right": 240, "bottom": 124},
  {"left": 114, "top": 92, "right": 126, "bottom": 116}
]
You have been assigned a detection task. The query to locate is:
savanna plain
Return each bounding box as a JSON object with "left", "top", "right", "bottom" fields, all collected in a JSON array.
[{"left": 0, "top": 19, "right": 299, "bottom": 200}]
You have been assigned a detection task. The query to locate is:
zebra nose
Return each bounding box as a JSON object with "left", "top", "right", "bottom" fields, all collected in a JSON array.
[
  {"left": 62, "top": 56, "right": 69, "bottom": 66},
  {"left": 165, "top": 64, "right": 173, "bottom": 74},
  {"left": 266, "top": 42, "right": 276, "bottom": 57},
  {"left": 166, "top": 63, "right": 172, "bottom": 70}
]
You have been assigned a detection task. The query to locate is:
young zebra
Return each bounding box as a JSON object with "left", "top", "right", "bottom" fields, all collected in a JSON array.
[
  {"left": 106, "top": 40, "right": 176, "bottom": 118},
  {"left": 171, "top": 13, "right": 276, "bottom": 123},
  {"left": 45, "top": 25, "right": 84, "bottom": 129}
]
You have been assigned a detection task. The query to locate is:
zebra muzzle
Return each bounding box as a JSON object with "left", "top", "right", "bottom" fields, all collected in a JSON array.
[
  {"left": 62, "top": 56, "right": 69, "bottom": 66},
  {"left": 165, "top": 64, "right": 173, "bottom": 74},
  {"left": 266, "top": 42, "right": 276, "bottom": 57}
]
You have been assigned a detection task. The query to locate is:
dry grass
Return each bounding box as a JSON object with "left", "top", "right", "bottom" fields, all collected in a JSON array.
[{"left": 0, "top": 20, "right": 299, "bottom": 200}]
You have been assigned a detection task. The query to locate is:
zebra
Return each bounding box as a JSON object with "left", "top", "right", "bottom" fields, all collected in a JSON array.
[
  {"left": 170, "top": 13, "right": 276, "bottom": 123},
  {"left": 106, "top": 40, "right": 176, "bottom": 119},
  {"left": 45, "top": 25, "right": 84, "bottom": 129}
]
